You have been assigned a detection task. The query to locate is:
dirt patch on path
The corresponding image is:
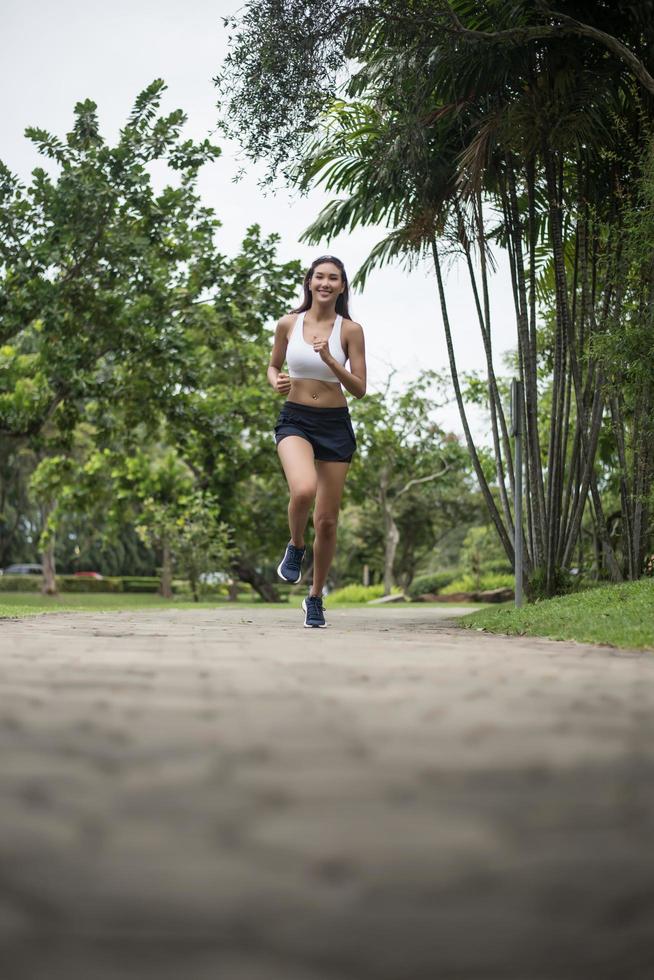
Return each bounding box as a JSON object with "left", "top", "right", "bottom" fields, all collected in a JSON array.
[{"left": 2, "top": 607, "right": 653, "bottom": 979}]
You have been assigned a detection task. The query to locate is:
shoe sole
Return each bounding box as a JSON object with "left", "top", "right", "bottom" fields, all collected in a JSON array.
[
  {"left": 277, "top": 559, "right": 302, "bottom": 584},
  {"left": 302, "top": 598, "right": 327, "bottom": 628}
]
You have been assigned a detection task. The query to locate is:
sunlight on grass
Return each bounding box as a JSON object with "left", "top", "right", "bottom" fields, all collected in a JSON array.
[{"left": 460, "top": 580, "right": 654, "bottom": 650}]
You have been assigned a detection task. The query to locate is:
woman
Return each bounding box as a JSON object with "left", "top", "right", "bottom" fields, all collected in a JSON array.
[{"left": 268, "top": 255, "right": 367, "bottom": 628}]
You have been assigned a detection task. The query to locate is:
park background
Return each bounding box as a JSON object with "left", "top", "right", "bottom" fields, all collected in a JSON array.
[{"left": 1, "top": 0, "right": 653, "bottom": 647}]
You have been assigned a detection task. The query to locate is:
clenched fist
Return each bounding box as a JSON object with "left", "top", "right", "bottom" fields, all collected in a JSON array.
[
  {"left": 276, "top": 372, "right": 292, "bottom": 395},
  {"left": 312, "top": 338, "right": 332, "bottom": 363}
]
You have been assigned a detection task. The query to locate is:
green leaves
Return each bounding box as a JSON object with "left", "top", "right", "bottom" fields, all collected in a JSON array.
[{"left": 0, "top": 82, "right": 227, "bottom": 440}]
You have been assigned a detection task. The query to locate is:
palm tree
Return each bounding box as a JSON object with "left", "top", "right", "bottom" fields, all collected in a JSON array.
[{"left": 294, "top": 0, "right": 654, "bottom": 592}]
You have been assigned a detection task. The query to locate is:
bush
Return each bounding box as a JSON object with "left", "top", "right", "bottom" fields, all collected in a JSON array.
[
  {"left": 408, "top": 570, "right": 460, "bottom": 598},
  {"left": 460, "top": 525, "right": 509, "bottom": 582},
  {"left": 327, "top": 583, "right": 387, "bottom": 603},
  {"left": 526, "top": 567, "right": 575, "bottom": 601},
  {"left": 0, "top": 574, "right": 42, "bottom": 592},
  {"left": 121, "top": 576, "right": 162, "bottom": 593},
  {"left": 0, "top": 574, "right": 126, "bottom": 593},
  {"left": 441, "top": 572, "right": 515, "bottom": 594},
  {"left": 59, "top": 576, "right": 123, "bottom": 593},
  {"left": 483, "top": 559, "right": 513, "bottom": 574}
]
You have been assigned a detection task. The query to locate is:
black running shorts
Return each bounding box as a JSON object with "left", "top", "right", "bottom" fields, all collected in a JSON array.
[{"left": 274, "top": 401, "right": 357, "bottom": 463}]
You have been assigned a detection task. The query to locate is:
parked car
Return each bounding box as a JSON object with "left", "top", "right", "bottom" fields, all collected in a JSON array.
[
  {"left": 2, "top": 563, "right": 44, "bottom": 575},
  {"left": 73, "top": 571, "right": 104, "bottom": 579}
]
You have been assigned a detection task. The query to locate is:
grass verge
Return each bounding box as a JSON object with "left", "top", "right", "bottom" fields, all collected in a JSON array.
[
  {"left": 0, "top": 592, "right": 288, "bottom": 619},
  {"left": 0, "top": 592, "right": 480, "bottom": 619},
  {"left": 460, "top": 579, "right": 654, "bottom": 650}
]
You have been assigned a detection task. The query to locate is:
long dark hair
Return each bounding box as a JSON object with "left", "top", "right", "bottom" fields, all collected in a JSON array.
[{"left": 292, "top": 255, "right": 351, "bottom": 319}]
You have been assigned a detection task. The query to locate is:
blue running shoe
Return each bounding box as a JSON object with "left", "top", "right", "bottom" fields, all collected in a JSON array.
[
  {"left": 302, "top": 594, "right": 326, "bottom": 628},
  {"left": 277, "top": 541, "right": 306, "bottom": 583}
]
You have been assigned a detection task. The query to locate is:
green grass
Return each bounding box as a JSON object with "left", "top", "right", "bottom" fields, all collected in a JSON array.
[
  {"left": 460, "top": 579, "right": 654, "bottom": 650},
  {"left": 0, "top": 592, "right": 290, "bottom": 619},
  {"left": 0, "top": 591, "right": 480, "bottom": 619}
]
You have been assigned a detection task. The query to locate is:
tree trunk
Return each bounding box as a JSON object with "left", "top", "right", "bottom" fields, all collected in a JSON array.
[
  {"left": 459, "top": 196, "right": 515, "bottom": 542},
  {"left": 610, "top": 394, "right": 635, "bottom": 578},
  {"left": 431, "top": 237, "right": 514, "bottom": 562},
  {"left": 524, "top": 157, "right": 547, "bottom": 564},
  {"left": 231, "top": 553, "right": 282, "bottom": 602},
  {"left": 40, "top": 500, "right": 57, "bottom": 596},
  {"left": 379, "top": 466, "right": 399, "bottom": 595},
  {"left": 382, "top": 509, "right": 399, "bottom": 596},
  {"left": 632, "top": 380, "right": 652, "bottom": 577},
  {"left": 160, "top": 538, "right": 173, "bottom": 599},
  {"left": 543, "top": 145, "right": 576, "bottom": 590},
  {"left": 383, "top": 517, "right": 399, "bottom": 596}
]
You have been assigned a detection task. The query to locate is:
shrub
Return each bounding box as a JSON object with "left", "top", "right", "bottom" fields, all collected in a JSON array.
[
  {"left": 526, "top": 567, "right": 575, "bottom": 601},
  {"left": 327, "top": 583, "right": 387, "bottom": 603},
  {"left": 441, "top": 572, "right": 515, "bottom": 594},
  {"left": 0, "top": 574, "right": 126, "bottom": 593},
  {"left": 460, "top": 526, "right": 509, "bottom": 586},
  {"left": 0, "top": 574, "right": 42, "bottom": 592},
  {"left": 408, "top": 571, "right": 460, "bottom": 598},
  {"left": 59, "top": 576, "right": 123, "bottom": 593},
  {"left": 121, "top": 576, "right": 162, "bottom": 593},
  {"left": 483, "top": 559, "right": 513, "bottom": 574}
]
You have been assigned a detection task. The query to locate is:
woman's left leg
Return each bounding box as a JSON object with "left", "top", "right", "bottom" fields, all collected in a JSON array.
[{"left": 312, "top": 460, "right": 350, "bottom": 596}]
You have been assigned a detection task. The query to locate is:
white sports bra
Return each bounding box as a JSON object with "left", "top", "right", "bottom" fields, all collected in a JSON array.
[{"left": 286, "top": 311, "right": 347, "bottom": 384}]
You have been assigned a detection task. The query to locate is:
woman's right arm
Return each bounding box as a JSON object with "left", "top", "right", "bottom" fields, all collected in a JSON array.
[{"left": 267, "top": 316, "right": 292, "bottom": 395}]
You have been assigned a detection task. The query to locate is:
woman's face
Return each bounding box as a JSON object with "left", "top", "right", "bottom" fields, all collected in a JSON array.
[{"left": 310, "top": 262, "right": 344, "bottom": 305}]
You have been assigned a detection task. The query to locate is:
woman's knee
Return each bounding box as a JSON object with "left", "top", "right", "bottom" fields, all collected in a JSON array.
[
  {"left": 313, "top": 511, "right": 338, "bottom": 535},
  {"left": 290, "top": 481, "right": 317, "bottom": 506}
]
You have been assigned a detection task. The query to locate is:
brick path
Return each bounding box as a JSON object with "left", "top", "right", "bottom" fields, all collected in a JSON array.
[{"left": 1, "top": 606, "right": 653, "bottom": 979}]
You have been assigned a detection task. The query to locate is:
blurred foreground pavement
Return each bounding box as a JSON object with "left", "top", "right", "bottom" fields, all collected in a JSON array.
[{"left": 1, "top": 606, "right": 653, "bottom": 980}]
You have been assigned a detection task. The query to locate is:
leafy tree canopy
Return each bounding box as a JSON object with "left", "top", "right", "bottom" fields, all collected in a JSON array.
[
  {"left": 0, "top": 79, "right": 221, "bottom": 442},
  {"left": 216, "top": 0, "right": 654, "bottom": 186}
]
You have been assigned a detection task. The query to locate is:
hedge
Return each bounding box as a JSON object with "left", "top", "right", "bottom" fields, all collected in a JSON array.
[
  {"left": 0, "top": 574, "right": 261, "bottom": 595},
  {"left": 1, "top": 574, "right": 160, "bottom": 593},
  {"left": 407, "top": 571, "right": 460, "bottom": 598},
  {"left": 327, "top": 583, "right": 388, "bottom": 603},
  {"left": 120, "top": 576, "right": 161, "bottom": 593},
  {"left": 441, "top": 572, "right": 515, "bottom": 594},
  {"left": 0, "top": 575, "right": 42, "bottom": 592},
  {"left": 57, "top": 575, "right": 124, "bottom": 593}
]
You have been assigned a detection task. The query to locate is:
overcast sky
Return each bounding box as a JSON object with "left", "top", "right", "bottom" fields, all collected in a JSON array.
[{"left": 1, "top": 0, "right": 518, "bottom": 434}]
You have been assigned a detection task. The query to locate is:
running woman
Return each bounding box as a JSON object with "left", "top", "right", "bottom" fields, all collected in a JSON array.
[{"left": 268, "top": 255, "right": 367, "bottom": 628}]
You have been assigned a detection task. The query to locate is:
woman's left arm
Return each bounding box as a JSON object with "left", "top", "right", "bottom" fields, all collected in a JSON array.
[{"left": 314, "top": 321, "right": 367, "bottom": 399}]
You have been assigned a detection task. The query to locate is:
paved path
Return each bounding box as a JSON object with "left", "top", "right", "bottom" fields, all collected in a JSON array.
[{"left": 1, "top": 606, "right": 653, "bottom": 980}]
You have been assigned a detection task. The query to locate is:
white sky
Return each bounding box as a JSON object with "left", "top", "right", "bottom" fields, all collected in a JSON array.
[{"left": 1, "top": 0, "right": 518, "bottom": 436}]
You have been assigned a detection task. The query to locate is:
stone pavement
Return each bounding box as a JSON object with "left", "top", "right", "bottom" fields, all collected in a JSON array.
[{"left": 1, "top": 605, "right": 653, "bottom": 980}]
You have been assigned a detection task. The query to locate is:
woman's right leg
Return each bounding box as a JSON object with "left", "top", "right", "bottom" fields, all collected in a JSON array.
[{"left": 276, "top": 436, "right": 317, "bottom": 547}]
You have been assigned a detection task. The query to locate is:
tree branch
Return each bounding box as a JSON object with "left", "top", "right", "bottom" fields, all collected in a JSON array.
[
  {"left": 438, "top": 3, "right": 654, "bottom": 96},
  {"left": 395, "top": 463, "right": 450, "bottom": 500}
]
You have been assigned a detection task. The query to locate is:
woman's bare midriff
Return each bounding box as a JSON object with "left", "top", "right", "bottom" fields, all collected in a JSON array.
[{"left": 288, "top": 378, "right": 348, "bottom": 407}]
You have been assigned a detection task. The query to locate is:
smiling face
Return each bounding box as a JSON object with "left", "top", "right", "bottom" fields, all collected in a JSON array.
[{"left": 310, "top": 262, "right": 344, "bottom": 306}]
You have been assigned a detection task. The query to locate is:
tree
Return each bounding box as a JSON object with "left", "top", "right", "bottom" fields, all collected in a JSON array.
[
  {"left": 1, "top": 87, "right": 305, "bottom": 597},
  {"left": 217, "top": 1, "right": 654, "bottom": 183},
  {"left": 133, "top": 485, "right": 229, "bottom": 603},
  {"left": 0, "top": 79, "right": 221, "bottom": 442},
  {"left": 157, "top": 227, "right": 303, "bottom": 600},
  {"left": 0, "top": 436, "right": 38, "bottom": 569},
  {"left": 0, "top": 80, "right": 222, "bottom": 589},
  {"left": 217, "top": 0, "right": 654, "bottom": 595},
  {"left": 348, "top": 371, "right": 470, "bottom": 593}
]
